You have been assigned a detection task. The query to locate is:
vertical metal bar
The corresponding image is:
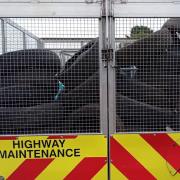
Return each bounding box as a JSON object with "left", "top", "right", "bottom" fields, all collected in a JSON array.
[
  {"left": 80, "top": 40, "right": 84, "bottom": 47},
  {"left": 108, "top": 14, "right": 116, "bottom": 134},
  {"left": 37, "top": 40, "right": 40, "bottom": 49},
  {"left": 106, "top": 9, "right": 116, "bottom": 179},
  {"left": 1, "top": 19, "right": 6, "bottom": 54},
  {"left": 60, "top": 51, "right": 66, "bottom": 71},
  {"left": 100, "top": 0, "right": 115, "bottom": 179},
  {"left": 23, "top": 32, "right": 26, "bottom": 50},
  {"left": 99, "top": 18, "right": 108, "bottom": 135},
  {"left": 0, "top": 19, "right": 2, "bottom": 54},
  {"left": 99, "top": 1, "right": 110, "bottom": 179},
  {"left": 37, "top": 41, "right": 44, "bottom": 49},
  {"left": 41, "top": 42, "right": 44, "bottom": 49},
  {"left": 106, "top": 4, "right": 111, "bottom": 178},
  {"left": 103, "top": 0, "right": 116, "bottom": 179}
]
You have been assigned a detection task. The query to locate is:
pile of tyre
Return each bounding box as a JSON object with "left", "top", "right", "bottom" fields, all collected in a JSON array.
[
  {"left": 115, "top": 18, "right": 180, "bottom": 132},
  {"left": 0, "top": 18, "right": 179, "bottom": 134},
  {"left": 0, "top": 40, "right": 100, "bottom": 134}
]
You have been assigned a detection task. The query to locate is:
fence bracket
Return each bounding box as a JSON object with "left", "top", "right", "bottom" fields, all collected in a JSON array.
[{"left": 102, "top": 48, "right": 114, "bottom": 62}]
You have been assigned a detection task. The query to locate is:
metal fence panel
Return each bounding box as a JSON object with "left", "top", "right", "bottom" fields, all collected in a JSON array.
[
  {"left": 0, "top": 18, "right": 100, "bottom": 135},
  {"left": 0, "top": 21, "right": 2, "bottom": 54},
  {"left": 6, "top": 23, "right": 24, "bottom": 52},
  {"left": 115, "top": 18, "right": 180, "bottom": 133}
]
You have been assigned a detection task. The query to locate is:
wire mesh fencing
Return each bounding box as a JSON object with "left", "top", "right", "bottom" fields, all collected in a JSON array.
[
  {"left": 0, "top": 18, "right": 100, "bottom": 135},
  {"left": 115, "top": 18, "right": 180, "bottom": 133},
  {"left": 0, "top": 17, "right": 180, "bottom": 135}
]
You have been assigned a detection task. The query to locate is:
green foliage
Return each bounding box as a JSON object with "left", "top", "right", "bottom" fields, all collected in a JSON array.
[{"left": 130, "top": 26, "right": 153, "bottom": 39}]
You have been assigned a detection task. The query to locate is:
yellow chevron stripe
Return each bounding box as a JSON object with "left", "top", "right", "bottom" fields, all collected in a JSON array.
[
  {"left": 36, "top": 157, "right": 83, "bottom": 180},
  {"left": 0, "top": 159, "right": 24, "bottom": 179},
  {"left": 0, "top": 138, "right": 24, "bottom": 179},
  {"left": 111, "top": 164, "right": 127, "bottom": 180},
  {"left": 92, "top": 164, "right": 107, "bottom": 180},
  {"left": 113, "top": 134, "right": 180, "bottom": 180},
  {"left": 168, "top": 133, "right": 180, "bottom": 145},
  {"left": 167, "top": 133, "right": 180, "bottom": 177}
]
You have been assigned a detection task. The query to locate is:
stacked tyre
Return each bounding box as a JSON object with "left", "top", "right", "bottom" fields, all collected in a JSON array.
[{"left": 0, "top": 49, "right": 62, "bottom": 134}]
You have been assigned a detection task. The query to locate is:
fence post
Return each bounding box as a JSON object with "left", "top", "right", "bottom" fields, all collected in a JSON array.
[
  {"left": 1, "top": 19, "right": 7, "bottom": 53},
  {"left": 107, "top": 5, "right": 116, "bottom": 135},
  {"left": 99, "top": 0, "right": 115, "bottom": 179},
  {"left": 99, "top": 16, "right": 108, "bottom": 135},
  {"left": 23, "top": 32, "right": 26, "bottom": 50}
]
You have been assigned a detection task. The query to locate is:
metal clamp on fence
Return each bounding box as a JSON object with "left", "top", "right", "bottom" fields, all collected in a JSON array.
[
  {"left": 102, "top": 49, "right": 114, "bottom": 61},
  {"left": 102, "top": 48, "right": 114, "bottom": 67}
]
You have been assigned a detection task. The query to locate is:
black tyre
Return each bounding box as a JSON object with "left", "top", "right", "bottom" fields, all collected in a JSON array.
[
  {"left": 0, "top": 49, "right": 61, "bottom": 87},
  {"left": 117, "top": 95, "right": 178, "bottom": 132},
  {"left": 64, "top": 39, "right": 98, "bottom": 70},
  {"left": 61, "top": 73, "right": 99, "bottom": 112},
  {"left": 162, "top": 18, "right": 180, "bottom": 44},
  {"left": 0, "top": 102, "right": 63, "bottom": 134},
  {"left": 117, "top": 77, "right": 174, "bottom": 109},
  {"left": 65, "top": 103, "right": 100, "bottom": 133},
  {"left": 59, "top": 40, "right": 99, "bottom": 91},
  {"left": 0, "top": 85, "right": 57, "bottom": 107},
  {"left": 116, "top": 28, "right": 173, "bottom": 84}
]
